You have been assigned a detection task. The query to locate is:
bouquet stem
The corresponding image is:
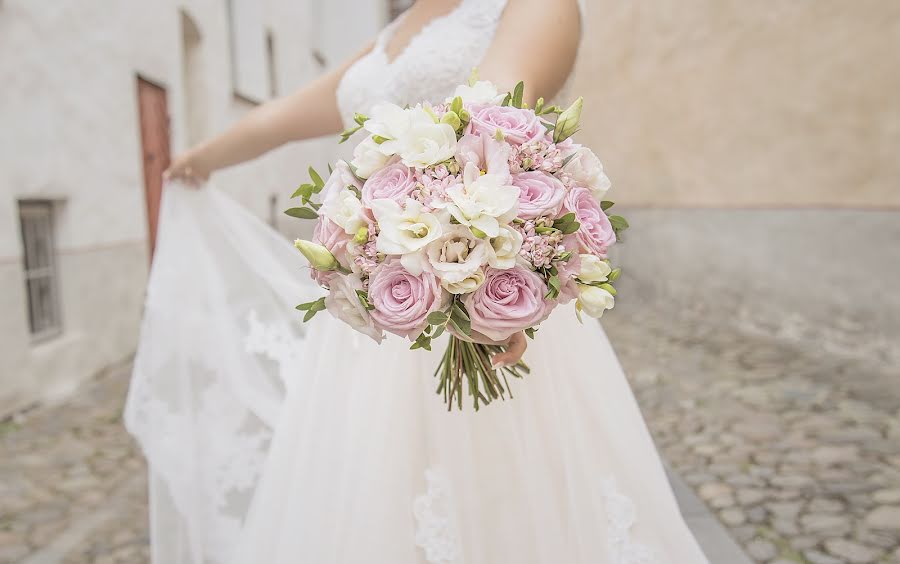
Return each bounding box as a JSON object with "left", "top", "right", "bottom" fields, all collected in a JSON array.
[{"left": 434, "top": 336, "right": 530, "bottom": 411}]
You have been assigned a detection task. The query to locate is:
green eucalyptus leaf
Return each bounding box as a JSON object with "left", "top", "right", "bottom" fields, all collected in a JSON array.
[
  {"left": 601, "top": 200, "right": 615, "bottom": 211},
  {"left": 427, "top": 311, "right": 449, "bottom": 325},
  {"left": 284, "top": 207, "right": 319, "bottom": 220}
]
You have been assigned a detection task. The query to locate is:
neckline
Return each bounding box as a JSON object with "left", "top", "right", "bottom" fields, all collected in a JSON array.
[{"left": 377, "top": 0, "right": 467, "bottom": 66}]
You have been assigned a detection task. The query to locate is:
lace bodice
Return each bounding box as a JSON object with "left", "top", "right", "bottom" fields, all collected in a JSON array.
[{"left": 336, "top": 0, "right": 509, "bottom": 127}]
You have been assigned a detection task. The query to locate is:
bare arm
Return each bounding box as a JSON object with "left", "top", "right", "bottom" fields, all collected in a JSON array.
[
  {"left": 478, "top": 0, "right": 582, "bottom": 367},
  {"left": 166, "top": 42, "right": 372, "bottom": 184},
  {"left": 478, "top": 0, "right": 581, "bottom": 105}
]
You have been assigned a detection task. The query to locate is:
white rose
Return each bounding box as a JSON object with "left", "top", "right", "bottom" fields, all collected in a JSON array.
[
  {"left": 448, "top": 80, "right": 502, "bottom": 105},
  {"left": 321, "top": 187, "right": 366, "bottom": 236},
  {"left": 578, "top": 254, "right": 612, "bottom": 283},
  {"left": 577, "top": 285, "right": 615, "bottom": 319},
  {"left": 445, "top": 162, "right": 520, "bottom": 238},
  {"left": 443, "top": 268, "right": 486, "bottom": 295},
  {"left": 563, "top": 147, "right": 611, "bottom": 200},
  {"left": 486, "top": 225, "right": 524, "bottom": 269},
  {"left": 325, "top": 275, "right": 384, "bottom": 342},
  {"left": 426, "top": 226, "right": 488, "bottom": 284},
  {"left": 351, "top": 135, "right": 392, "bottom": 179},
  {"left": 398, "top": 121, "right": 458, "bottom": 168},
  {"left": 371, "top": 198, "right": 443, "bottom": 270}
]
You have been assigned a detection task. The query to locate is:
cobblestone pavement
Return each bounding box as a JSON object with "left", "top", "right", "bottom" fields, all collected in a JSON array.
[
  {"left": 2, "top": 306, "right": 899, "bottom": 563},
  {"left": 0, "top": 363, "right": 149, "bottom": 564},
  {"left": 606, "top": 303, "right": 900, "bottom": 564}
]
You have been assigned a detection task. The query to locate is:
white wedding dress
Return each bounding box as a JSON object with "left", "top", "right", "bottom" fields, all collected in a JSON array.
[{"left": 126, "top": 1, "right": 710, "bottom": 563}]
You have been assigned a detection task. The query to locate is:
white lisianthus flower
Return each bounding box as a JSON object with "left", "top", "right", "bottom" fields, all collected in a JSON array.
[
  {"left": 486, "top": 225, "right": 524, "bottom": 269},
  {"left": 398, "top": 121, "right": 458, "bottom": 168},
  {"left": 577, "top": 254, "right": 612, "bottom": 283},
  {"left": 577, "top": 285, "right": 615, "bottom": 319},
  {"left": 350, "top": 135, "right": 392, "bottom": 179},
  {"left": 563, "top": 147, "right": 612, "bottom": 200},
  {"left": 321, "top": 187, "right": 366, "bottom": 236},
  {"left": 445, "top": 162, "right": 520, "bottom": 238},
  {"left": 448, "top": 80, "right": 501, "bottom": 105},
  {"left": 426, "top": 226, "right": 488, "bottom": 284},
  {"left": 325, "top": 275, "right": 384, "bottom": 343},
  {"left": 371, "top": 198, "right": 443, "bottom": 272},
  {"left": 443, "top": 268, "right": 486, "bottom": 295}
]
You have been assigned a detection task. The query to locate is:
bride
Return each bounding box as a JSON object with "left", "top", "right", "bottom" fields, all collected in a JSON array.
[{"left": 126, "top": 0, "right": 710, "bottom": 562}]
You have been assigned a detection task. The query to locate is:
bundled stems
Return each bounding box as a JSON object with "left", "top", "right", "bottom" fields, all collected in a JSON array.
[{"left": 434, "top": 336, "right": 531, "bottom": 411}]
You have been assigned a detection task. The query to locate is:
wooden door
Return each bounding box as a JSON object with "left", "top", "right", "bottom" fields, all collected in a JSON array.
[{"left": 136, "top": 77, "right": 171, "bottom": 259}]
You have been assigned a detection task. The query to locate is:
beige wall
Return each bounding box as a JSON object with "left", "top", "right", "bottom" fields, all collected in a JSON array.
[
  {"left": 0, "top": 0, "right": 382, "bottom": 414},
  {"left": 573, "top": 0, "right": 900, "bottom": 208}
]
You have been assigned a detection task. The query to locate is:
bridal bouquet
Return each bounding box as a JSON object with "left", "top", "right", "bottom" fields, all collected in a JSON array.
[{"left": 287, "top": 77, "right": 628, "bottom": 410}]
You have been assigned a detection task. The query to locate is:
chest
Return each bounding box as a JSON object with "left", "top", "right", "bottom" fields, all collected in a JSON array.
[{"left": 336, "top": 0, "right": 507, "bottom": 126}]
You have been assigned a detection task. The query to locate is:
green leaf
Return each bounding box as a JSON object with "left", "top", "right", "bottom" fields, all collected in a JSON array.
[
  {"left": 608, "top": 268, "right": 622, "bottom": 282},
  {"left": 355, "top": 290, "right": 374, "bottom": 311},
  {"left": 290, "top": 183, "right": 314, "bottom": 200},
  {"left": 560, "top": 152, "right": 578, "bottom": 168},
  {"left": 450, "top": 96, "right": 463, "bottom": 115},
  {"left": 545, "top": 274, "right": 561, "bottom": 300},
  {"left": 608, "top": 215, "right": 630, "bottom": 234},
  {"left": 511, "top": 81, "right": 525, "bottom": 109},
  {"left": 426, "top": 311, "right": 449, "bottom": 325},
  {"left": 338, "top": 123, "right": 363, "bottom": 143},
  {"left": 601, "top": 200, "right": 615, "bottom": 211},
  {"left": 308, "top": 167, "right": 325, "bottom": 190},
  {"left": 431, "top": 325, "right": 445, "bottom": 339},
  {"left": 284, "top": 207, "right": 319, "bottom": 219},
  {"left": 449, "top": 303, "right": 471, "bottom": 336},
  {"left": 560, "top": 220, "right": 580, "bottom": 235},
  {"left": 553, "top": 212, "right": 577, "bottom": 228},
  {"left": 553, "top": 96, "right": 583, "bottom": 143},
  {"left": 500, "top": 92, "right": 512, "bottom": 107},
  {"left": 534, "top": 97, "right": 544, "bottom": 115},
  {"left": 524, "top": 327, "right": 537, "bottom": 339}
]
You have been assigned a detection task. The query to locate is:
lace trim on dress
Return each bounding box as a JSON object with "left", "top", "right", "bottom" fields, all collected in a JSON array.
[
  {"left": 601, "top": 477, "right": 658, "bottom": 564},
  {"left": 413, "top": 468, "right": 463, "bottom": 564}
]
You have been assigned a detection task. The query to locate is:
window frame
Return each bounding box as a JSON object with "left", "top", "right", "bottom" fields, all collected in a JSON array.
[{"left": 18, "top": 200, "right": 63, "bottom": 342}]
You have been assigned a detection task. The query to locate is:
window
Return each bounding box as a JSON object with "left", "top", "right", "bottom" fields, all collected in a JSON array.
[
  {"left": 268, "top": 194, "right": 279, "bottom": 229},
  {"left": 389, "top": 0, "right": 414, "bottom": 20},
  {"left": 226, "top": 0, "right": 269, "bottom": 103},
  {"left": 19, "top": 201, "right": 61, "bottom": 339},
  {"left": 266, "top": 30, "right": 278, "bottom": 97}
]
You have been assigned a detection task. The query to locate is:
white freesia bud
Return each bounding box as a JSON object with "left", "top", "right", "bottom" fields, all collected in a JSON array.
[
  {"left": 577, "top": 285, "right": 615, "bottom": 318},
  {"left": 553, "top": 96, "right": 583, "bottom": 143},
  {"left": 294, "top": 239, "right": 339, "bottom": 271},
  {"left": 578, "top": 254, "right": 612, "bottom": 283}
]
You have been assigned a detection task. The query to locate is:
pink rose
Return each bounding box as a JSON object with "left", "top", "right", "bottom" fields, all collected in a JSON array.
[
  {"left": 512, "top": 171, "right": 566, "bottom": 219},
  {"left": 310, "top": 217, "right": 351, "bottom": 286},
  {"left": 466, "top": 105, "right": 546, "bottom": 145},
  {"left": 368, "top": 260, "right": 447, "bottom": 339},
  {"left": 564, "top": 186, "right": 616, "bottom": 258},
  {"left": 361, "top": 162, "right": 417, "bottom": 207},
  {"left": 463, "top": 266, "right": 552, "bottom": 342}
]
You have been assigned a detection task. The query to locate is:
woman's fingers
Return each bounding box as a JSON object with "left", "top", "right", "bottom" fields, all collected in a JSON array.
[{"left": 491, "top": 331, "right": 528, "bottom": 368}]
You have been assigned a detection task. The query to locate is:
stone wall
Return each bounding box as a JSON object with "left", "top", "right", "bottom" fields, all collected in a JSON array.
[{"left": 0, "top": 0, "right": 381, "bottom": 413}]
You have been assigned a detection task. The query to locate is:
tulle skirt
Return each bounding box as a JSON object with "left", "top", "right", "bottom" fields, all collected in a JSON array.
[{"left": 126, "top": 184, "right": 709, "bottom": 564}]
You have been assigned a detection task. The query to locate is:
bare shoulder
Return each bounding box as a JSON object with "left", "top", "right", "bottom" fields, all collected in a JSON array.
[{"left": 479, "top": 0, "right": 582, "bottom": 101}]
